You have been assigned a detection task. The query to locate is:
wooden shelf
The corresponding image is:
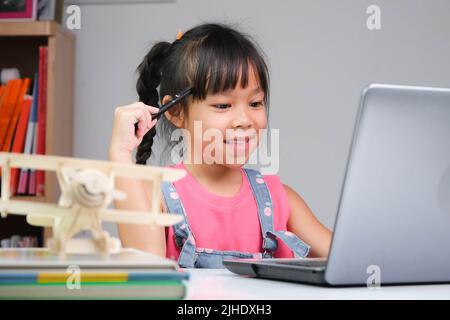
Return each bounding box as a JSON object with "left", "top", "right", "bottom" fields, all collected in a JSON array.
[
  {"left": 0, "top": 21, "right": 74, "bottom": 39},
  {"left": 0, "top": 21, "right": 75, "bottom": 246},
  {"left": 10, "top": 195, "right": 46, "bottom": 202}
]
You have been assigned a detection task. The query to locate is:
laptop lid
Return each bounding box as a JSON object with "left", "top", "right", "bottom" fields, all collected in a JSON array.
[{"left": 325, "top": 84, "right": 450, "bottom": 285}]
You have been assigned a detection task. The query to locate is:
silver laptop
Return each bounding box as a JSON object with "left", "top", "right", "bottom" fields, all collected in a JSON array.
[{"left": 224, "top": 83, "right": 450, "bottom": 286}]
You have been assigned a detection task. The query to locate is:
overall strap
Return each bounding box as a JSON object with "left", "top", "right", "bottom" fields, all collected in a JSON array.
[
  {"left": 243, "top": 168, "right": 278, "bottom": 253},
  {"left": 267, "top": 230, "right": 310, "bottom": 258},
  {"left": 243, "top": 168, "right": 311, "bottom": 258},
  {"left": 161, "top": 181, "right": 197, "bottom": 267}
]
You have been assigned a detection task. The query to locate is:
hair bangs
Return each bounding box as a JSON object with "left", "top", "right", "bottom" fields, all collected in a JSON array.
[{"left": 189, "top": 30, "right": 268, "bottom": 102}]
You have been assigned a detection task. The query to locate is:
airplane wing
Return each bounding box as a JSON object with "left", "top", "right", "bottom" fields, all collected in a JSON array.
[
  {"left": 99, "top": 209, "right": 184, "bottom": 226},
  {"left": 0, "top": 199, "right": 183, "bottom": 227},
  {"left": 0, "top": 200, "right": 69, "bottom": 218},
  {"left": 0, "top": 200, "right": 66, "bottom": 227},
  {"left": 0, "top": 152, "right": 186, "bottom": 182},
  {"left": 27, "top": 215, "right": 55, "bottom": 227}
]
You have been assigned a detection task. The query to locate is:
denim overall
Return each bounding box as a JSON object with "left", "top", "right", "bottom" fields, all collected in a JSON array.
[{"left": 161, "top": 168, "right": 311, "bottom": 268}]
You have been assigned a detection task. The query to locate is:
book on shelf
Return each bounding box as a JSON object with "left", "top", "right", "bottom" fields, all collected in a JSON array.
[
  {"left": 0, "top": 235, "right": 38, "bottom": 249},
  {"left": 27, "top": 99, "right": 38, "bottom": 196},
  {"left": 9, "top": 96, "right": 32, "bottom": 194},
  {"left": 36, "top": 46, "right": 48, "bottom": 197},
  {"left": 1, "top": 78, "right": 31, "bottom": 152},
  {"left": 0, "top": 45, "right": 48, "bottom": 197},
  {"left": 0, "top": 79, "right": 23, "bottom": 149},
  {"left": 15, "top": 73, "right": 36, "bottom": 195}
]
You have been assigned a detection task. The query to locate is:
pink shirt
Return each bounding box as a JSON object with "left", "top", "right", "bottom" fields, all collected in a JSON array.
[{"left": 165, "top": 163, "right": 294, "bottom": 260}]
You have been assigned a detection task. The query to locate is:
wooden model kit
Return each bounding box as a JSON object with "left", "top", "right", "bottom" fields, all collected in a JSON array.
[{"left": 0, "top": 152, "right": 186, "bottom": 258}]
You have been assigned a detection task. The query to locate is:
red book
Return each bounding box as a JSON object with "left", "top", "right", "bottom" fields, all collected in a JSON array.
[
  {"left": 36, "top": 46, "right": 48, "bottom": 197},
  {"left": 10, "top": 97, "right": 32, "bottom": 194}
]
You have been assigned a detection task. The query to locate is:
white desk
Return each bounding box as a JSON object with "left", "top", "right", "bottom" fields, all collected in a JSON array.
[{"left": 184, "top": 269, "right": 450, "bottom": 299}]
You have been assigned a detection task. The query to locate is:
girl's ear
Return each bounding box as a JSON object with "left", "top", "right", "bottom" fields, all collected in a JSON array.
[{"left": 162, "top": 94, "right": 185, "bottom": 128}]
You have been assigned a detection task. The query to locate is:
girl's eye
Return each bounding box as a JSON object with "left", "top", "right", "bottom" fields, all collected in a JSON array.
[
  {"left": 250, "top": 101, "right": 264, "bottom": 108},
  {"left": 212, "top": 104, "right": 232, "bottom": 109}
]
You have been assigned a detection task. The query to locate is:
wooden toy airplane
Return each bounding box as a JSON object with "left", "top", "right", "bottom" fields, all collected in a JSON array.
[{"left": 0, "top": 152, "right": 186, "bottom": 258}]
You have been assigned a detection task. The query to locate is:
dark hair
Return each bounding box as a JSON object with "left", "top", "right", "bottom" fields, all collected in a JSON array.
[{"left": 135, "top": 23, "right": 270, "bottom": 165}]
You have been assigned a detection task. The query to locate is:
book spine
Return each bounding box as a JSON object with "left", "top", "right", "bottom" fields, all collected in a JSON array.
[
  {"left": 28, "top": 122, "right": 38, "bottom": 196},
  {"left": 17, "top": 74, "right": 38, "bottom": 195},
  {"left": 0, "top": 80, "right": 21, "bottom": 150},
  {"left": 10, "top": 97, "right": 33, "bottom": 193},
  {"left": 36, "top": 46, "right": 48, "bottom": 197},
  {"left": 17, "top": 169, "right": 29, "bottom": 195},
  {"left": 2, "top": 78, "right": 30, "bottom": 152}
]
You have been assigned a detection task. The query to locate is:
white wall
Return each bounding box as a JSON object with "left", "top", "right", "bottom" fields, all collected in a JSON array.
[{"left": 69, "top": 0, "right": 450, "bottom": 235}]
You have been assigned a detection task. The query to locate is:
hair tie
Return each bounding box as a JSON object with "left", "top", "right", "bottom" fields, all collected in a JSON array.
[{"left": 176, "top": 29, "right": 183, "bottom": 40}]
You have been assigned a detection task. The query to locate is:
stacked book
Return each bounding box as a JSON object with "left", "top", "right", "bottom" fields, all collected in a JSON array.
[{"left": 0, "top": 248, "right": 189, "bottom": 300}]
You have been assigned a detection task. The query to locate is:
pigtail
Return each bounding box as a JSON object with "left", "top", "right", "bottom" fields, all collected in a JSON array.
[{"left": 135, "top": 41, "right": 171, "bottom": 165}]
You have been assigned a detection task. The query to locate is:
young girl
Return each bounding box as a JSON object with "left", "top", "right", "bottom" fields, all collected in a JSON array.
[{"left": 109, "top": 23, "right": 332, "bottom": 268}]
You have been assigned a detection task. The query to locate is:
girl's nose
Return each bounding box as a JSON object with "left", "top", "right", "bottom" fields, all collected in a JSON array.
[{"left": 231, "top": 104, "right": 253, "bottom": 129}]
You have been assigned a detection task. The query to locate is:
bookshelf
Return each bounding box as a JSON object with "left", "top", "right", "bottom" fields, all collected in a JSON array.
[{"left": 0, "top": 21, "right": 74, "bottom": 246}]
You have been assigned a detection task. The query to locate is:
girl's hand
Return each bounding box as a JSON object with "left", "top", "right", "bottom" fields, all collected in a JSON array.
[{"left": 109, "top": 102, "right": 159, "bottom": 162}]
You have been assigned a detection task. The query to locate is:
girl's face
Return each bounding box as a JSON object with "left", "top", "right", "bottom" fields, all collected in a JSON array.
[{"left": 178, "top": 67, "right": 267, "bottom": 169}]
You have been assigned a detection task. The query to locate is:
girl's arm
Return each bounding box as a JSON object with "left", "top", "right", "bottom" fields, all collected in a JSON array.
[
  {"left": 284, "top": 184, "right": 332, "bottom": 257},
  {"left": 109, "top": 103, "right": 166, "bottom": 257},
  {"left": 112, "top": 170, "right": 166, "bottom": 257}
]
